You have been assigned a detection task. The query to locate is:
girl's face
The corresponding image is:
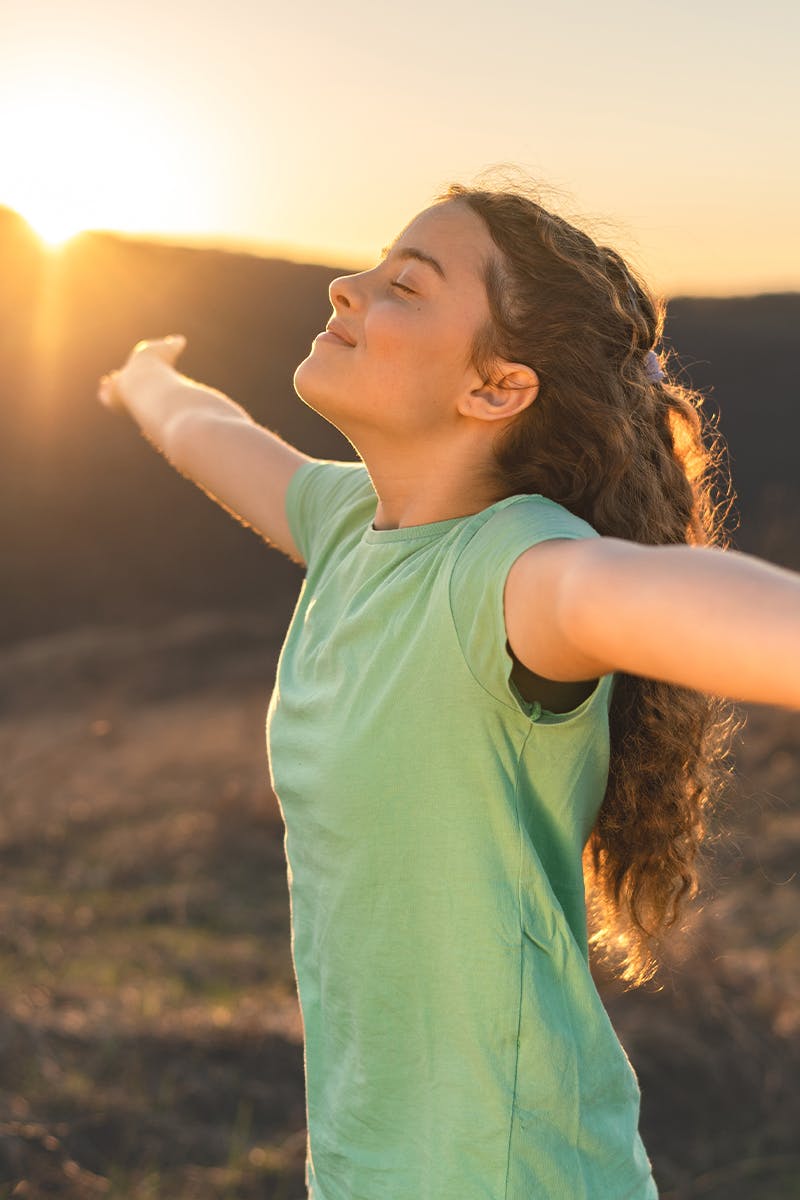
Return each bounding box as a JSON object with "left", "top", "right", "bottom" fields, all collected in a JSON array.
[{"left": 293, "top": 200, "right": 499, "bottom": 446}]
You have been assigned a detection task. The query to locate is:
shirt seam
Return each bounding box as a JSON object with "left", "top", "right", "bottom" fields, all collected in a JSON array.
[
  {"left": 363, "top": 488, "right": 549, "bottom": 546},
  {"left": 504, "top": 720, "right": 536, "bottom": 1200}
]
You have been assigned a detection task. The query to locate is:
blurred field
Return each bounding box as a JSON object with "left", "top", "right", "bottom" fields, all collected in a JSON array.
[
  {"left": 0, "top": 614, "right": 306, "bottom": 1198},
  {"left": 0, "top": 611, "right": 798, "bottom": 1198}
]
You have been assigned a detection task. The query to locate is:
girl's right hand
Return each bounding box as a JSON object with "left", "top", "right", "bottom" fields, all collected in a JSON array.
[{"left": 97, "top": 335, "right": 188, "bottom": 414}]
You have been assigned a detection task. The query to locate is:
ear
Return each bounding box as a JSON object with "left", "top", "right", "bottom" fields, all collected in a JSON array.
[{"left": 461, "top": 362, "right": 540, "bottom": 422}]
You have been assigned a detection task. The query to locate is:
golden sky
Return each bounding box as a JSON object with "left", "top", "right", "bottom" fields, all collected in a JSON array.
[{"left": 1, "top": 0, "right": 798, "bottom": 297}]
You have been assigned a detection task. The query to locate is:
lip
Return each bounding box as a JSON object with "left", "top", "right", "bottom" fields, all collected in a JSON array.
[
  {"left": 323, "top": 320, "right": 356, "bottom": 347},
  {"left": 314, "top": 331, "right": 353, "bottom": 348}
]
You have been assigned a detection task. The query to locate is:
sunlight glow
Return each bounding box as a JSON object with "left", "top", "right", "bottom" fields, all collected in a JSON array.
[{"left": 2, "top": 75, "right": 212, "bottom": 246}]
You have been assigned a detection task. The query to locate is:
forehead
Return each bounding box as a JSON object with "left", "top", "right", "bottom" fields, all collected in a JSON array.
[{"left": 391, "top": 201, "right": 495, "bottom": 281}]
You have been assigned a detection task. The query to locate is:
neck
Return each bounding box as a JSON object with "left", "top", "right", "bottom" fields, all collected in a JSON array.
[{"left": 353, "top": 433, "right": 506, "bottom": 532}]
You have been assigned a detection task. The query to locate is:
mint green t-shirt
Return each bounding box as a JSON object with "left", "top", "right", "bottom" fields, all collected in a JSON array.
[{"left": 265, "top": 458, "right": 658, "bottom": 1200}]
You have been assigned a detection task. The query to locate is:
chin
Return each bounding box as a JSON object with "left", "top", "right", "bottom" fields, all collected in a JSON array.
[
  {"left": 293, "top": 354, "right": 322, "bottom": 399},
  {"left": 293, "top": 357, "right": 343, "bottom": 419}
]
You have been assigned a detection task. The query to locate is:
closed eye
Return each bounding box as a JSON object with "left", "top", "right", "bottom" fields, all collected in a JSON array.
[{"left": 391, "top": 280, "right": 416, "bottom": 295}]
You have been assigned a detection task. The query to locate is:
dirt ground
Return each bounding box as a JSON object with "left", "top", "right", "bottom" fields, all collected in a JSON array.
[{"left": 0, "top": 611, "right": 798, "bottom": 1199}]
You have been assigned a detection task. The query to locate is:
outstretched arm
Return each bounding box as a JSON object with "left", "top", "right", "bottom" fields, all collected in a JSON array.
[
  {"left": 504, "top": 537, "right": 800, "bottom": 710},
  {"left": 98, "top": 336, "right": 314, "bottom": 563}
]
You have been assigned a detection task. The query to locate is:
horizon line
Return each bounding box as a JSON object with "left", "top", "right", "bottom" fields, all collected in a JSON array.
[{"left": 5, "top": 207, "right": 799, "bottom": 302}]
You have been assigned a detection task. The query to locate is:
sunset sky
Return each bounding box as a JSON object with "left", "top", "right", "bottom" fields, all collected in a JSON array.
[{"left": 1, "top": 0, "right": 797, "bottom": 297}]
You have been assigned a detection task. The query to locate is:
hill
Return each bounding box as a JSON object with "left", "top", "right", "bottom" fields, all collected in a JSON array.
[{"left": 1, "top": 207, "right": 798, "bottom": 645}]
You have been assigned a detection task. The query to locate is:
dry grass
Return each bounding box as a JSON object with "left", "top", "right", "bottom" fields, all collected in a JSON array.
[
  {"left": 0, "top": 613, "right": 306, "bottom": 1199},
  {"left": 602, "top": 700, "right": 800, "bottom": 1199},
  {"left": 0, "top": 612, "right": 798, "bottom": 1198}
]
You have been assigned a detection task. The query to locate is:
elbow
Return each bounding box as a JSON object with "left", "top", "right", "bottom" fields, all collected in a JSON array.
[
  {"left": 163, "top": 397, "right": 254, "bottom": 469},
  {"left": 162, "top": 407, "right": 221, "bottom": 470},
  {"left": 162, "top": 408, "right": 195, "bottom": 468}
]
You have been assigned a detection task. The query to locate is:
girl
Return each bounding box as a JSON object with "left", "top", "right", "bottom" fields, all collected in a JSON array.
[{"left": 99, "top": 181, "right": 800, "bottom": 1199}]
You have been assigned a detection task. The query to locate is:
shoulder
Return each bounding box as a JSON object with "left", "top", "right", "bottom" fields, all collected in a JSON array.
[
  {"left": 451, "top": 492, "right": 600, "bottom": 587},
  {"left": 504, "top": 532, "right": 621, "bottom": 682},
  {"left": 446, "top": 494, "right": 611, "bottom": 701},
  {"left": 491, "top": 498, "right": 608, "bottom": 684},
  {"left": 291, "top": 457, "right": 373, "bottom": 500},
  {"left": 287, "top": 458, "right": 375, "bottom": 568}
]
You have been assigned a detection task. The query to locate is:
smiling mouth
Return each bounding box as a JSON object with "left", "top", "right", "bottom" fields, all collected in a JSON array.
[
  {"left": 324, "top": 320, "right": 357, "bottom": 346},
  {"left": 316, "top": 330, "right": 354, "bottom": 347}
]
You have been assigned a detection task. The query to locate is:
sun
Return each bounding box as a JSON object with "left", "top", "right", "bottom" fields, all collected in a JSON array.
[
  {"left": 1, "top": 74, "right": 213, "bottom": 249},
  {"left": 23, "top": 201, "right": 91, "bottom": 251}
]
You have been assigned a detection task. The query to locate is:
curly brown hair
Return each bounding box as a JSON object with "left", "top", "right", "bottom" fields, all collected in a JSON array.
[{"left": 437, "top": 176, "right": 744, "bottom": 988}]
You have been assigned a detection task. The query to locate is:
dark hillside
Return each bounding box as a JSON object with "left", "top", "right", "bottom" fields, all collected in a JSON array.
[
  {"left": 663, "top": 293, "right": 799, "bottom": 567},
  {"left": 1, "top": 207, "right": 798, "bottom": 645}
]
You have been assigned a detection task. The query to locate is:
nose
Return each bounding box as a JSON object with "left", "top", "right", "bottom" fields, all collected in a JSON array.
[{"left": 329, "top": 270, "right": 364, "bottom": 311}]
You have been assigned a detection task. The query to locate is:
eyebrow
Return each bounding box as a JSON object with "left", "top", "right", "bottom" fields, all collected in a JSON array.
[{"left": 379, "top": 244, "right": 447, "bottom": 281}]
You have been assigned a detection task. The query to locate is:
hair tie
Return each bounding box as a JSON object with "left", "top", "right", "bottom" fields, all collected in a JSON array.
[
  {"left": 644, "top": 349, "right": 664, "bottom": 383},
  {"left": 623, "top": 274, "right": 664, "bottom": 383}
]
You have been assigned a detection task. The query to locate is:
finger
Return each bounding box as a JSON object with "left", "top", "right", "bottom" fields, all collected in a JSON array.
[
  {"left": 161, "top": 334, "right": 187, "bottom": 362},
  {"left": 130, "top": 334, "right": 187, "bottom": 366},
  {"left": 98, "top": 371, "right": 121, "bottom": 409}
]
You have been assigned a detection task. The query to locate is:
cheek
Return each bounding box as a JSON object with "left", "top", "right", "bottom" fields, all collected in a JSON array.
[
  {"left": 366, "top": 311, "right": 456, "bottom": 380},
  {"left": 364, "top": 309, "right": 416, "bottom": 357}
]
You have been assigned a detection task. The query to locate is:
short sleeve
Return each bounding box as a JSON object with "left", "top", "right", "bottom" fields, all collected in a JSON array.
[
  {"left": 449, "top": 494, "right": 605, "bottom": 718},
  {"left": 286, "top": 458, "right": 374, "bottom": 569}
]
